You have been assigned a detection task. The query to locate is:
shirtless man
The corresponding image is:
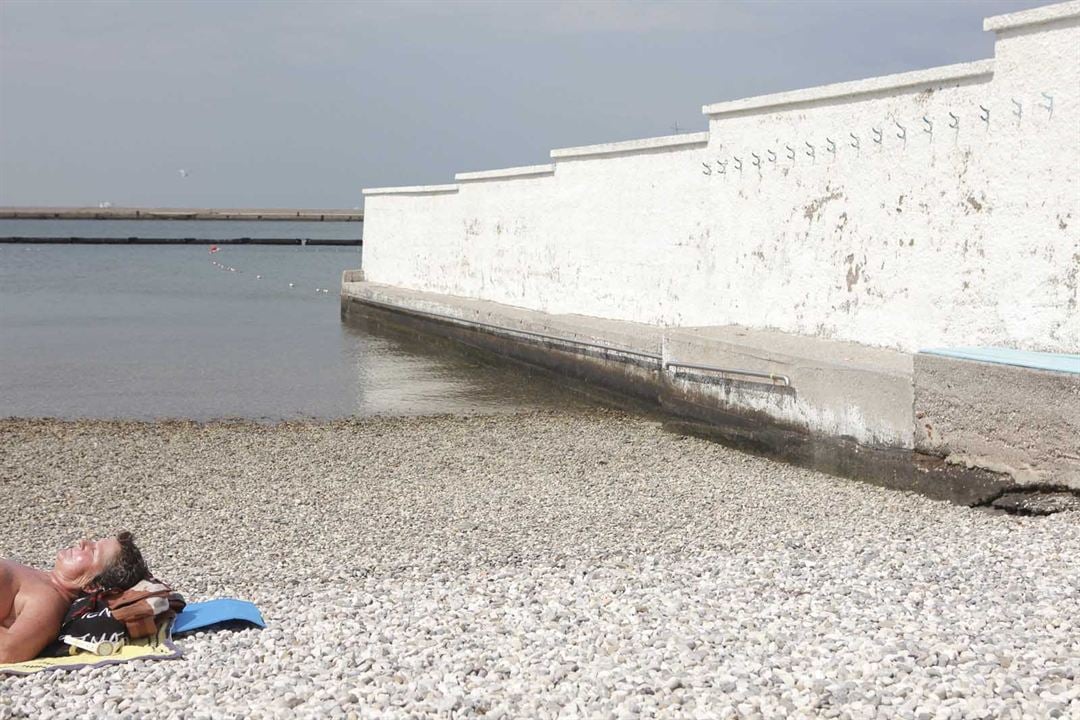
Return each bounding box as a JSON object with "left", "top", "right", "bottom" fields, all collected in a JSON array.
[{"left": 0, "top": 532, "right": 148, "bottom": 663}]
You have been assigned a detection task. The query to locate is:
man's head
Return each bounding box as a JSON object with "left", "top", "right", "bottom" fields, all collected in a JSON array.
[{"left": 53, "top": 531, "right": 149, "bottom": 592}]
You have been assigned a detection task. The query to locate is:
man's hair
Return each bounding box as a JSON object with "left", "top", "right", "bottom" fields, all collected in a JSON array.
[{"left": 91, "top": 531, "right": 149, "bottom": 592}]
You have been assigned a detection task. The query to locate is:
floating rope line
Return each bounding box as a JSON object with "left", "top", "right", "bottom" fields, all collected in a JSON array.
[{"left": 207, "top": 252, "right": 335, "bottom": 295}]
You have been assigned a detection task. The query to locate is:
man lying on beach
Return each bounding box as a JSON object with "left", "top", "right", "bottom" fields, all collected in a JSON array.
[{"left": 0, "top": 532, "right": 149, "bottom": 663}]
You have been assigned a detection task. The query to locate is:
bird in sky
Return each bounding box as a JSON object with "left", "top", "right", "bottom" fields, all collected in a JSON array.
[{"left": 178, "top": 169, "right": 189, "bottom": 178}]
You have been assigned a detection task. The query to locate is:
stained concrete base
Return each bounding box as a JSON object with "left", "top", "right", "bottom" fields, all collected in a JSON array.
[
  {"left": 915, "top": 353, "right": 1080, "bottom": 489},
  {"left": 664, "top": 326, "right": 913, "bottom": 449},
  {"left": 341, "top": 280, "right": 1075, "bottom": 502}
]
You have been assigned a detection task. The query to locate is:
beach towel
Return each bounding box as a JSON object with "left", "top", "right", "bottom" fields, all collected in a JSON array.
[{"left": 0, "top": 618, "right": 180, "bottom": 676}]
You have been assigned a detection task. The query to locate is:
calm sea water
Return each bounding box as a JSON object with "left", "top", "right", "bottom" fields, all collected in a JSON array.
[{"left": 0, "top": 236, "right": 596, "bottom": 420}]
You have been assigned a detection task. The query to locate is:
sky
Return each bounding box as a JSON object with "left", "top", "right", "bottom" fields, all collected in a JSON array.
[{"left": 0, "top": 0, "right": 1052, "bottom": 209}]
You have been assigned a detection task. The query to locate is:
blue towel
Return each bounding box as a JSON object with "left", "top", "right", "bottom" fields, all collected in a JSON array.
[{"left": 173, "top": 599, "right": 265, "bottom": 635}]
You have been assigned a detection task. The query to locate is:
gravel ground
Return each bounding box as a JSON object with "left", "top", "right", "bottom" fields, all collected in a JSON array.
[{"left": 1, "top": 410, "right": 1077, "bottom": 719}]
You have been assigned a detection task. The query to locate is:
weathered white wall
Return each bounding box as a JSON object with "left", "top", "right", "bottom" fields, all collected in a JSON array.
[{"left": 362, "top": 3, "right": 1080, "bottom": 354}]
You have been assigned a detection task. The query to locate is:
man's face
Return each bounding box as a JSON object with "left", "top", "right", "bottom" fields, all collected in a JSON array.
[{"left": 54, "top": 537, "right": 121, "bottom": 587}]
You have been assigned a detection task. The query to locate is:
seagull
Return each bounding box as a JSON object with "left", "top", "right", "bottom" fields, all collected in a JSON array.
[
  {"left": 288, "top": 283, "right": 295, "bottom": 287},
  {"left": 178, "top": 169, "right": 189, "bottom": 178}
]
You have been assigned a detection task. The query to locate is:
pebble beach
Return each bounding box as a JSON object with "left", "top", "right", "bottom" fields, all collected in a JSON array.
[{"left": 1, "top": 410, "right": 1077, "bottom": 719}]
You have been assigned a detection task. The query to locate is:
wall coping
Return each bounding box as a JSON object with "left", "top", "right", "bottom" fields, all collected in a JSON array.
[
  {"left": 550, "top": 131, "right": 709, "bottom": 160},
  {"left": 363, "top": 183, "right": 459, "bottom": 197},
  {"left": 984, "top": 1, "right": 1080, "bottom": 32},
  {"left": 702, "top": 59, "right": 994, "bottom": 118},
  {"left": 455, "top": 163, "right": 556, "bottom": 182}
]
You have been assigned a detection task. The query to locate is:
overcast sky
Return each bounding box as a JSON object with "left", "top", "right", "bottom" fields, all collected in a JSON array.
[{"left": 0, "top": 0, "right": 1051, "bottom": 209}]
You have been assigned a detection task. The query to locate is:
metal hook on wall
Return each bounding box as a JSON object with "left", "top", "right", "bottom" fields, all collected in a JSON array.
[
  {"left": 872, "top": 127, "right": 882, "bottom": 145},
  {"left": 701, "top": 162, "right": 712, "bottom": 176},
  {"left": 826, "top": 138, "right": 836, "bottom": 156},
  {"left": 1040, "top": 92, "right": 1053, "bottom": 118},
  {"left": 767, "top": 149, "right": 777, "bottom": 163},
  {"left": 850, "top": 133, "right": 860, "bottom": 151},
  {"left": 948, "top": 112, "right": 959, "bottom": 130},
  {"left": 922, "top": 116, "right": 933, "bottom": 136},
  {"left": 716, "top": 159, "right": 727, "bottom": 175},
  {"left": 1012, "top": 98, "right": 1023, "bottom": 123},
  {"left": 785, "top": 144, "right": 795, "bottom": 161},
  {"left": 751, "top": 152, "right": 761, "bottom": 169},
  {"left": 805, "top": 141, "right": 815, "bottom": 160},
  {"left": 733, "top": 157, "right": 742, "bottom": 172},
  {"left": 894, "top": 120, "right": 906, "bottom": 142}
]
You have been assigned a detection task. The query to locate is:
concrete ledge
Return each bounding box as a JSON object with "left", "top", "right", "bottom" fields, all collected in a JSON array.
[
  {"left": 342, "top": 282, "right": 664, "bottom": 404},
  {"left": 343, "top": 286, "right": 916, "bottom": 448},
  {"left": 550, "top": 132, "right": 709, "bottom": 160},
  {"left": 984, "top": 1, "right": 1080, "bottom": 32},
  {"left": 664, "top": 326, "right": 913, "bottom": 448},
  {"left": 915, "top": 353, "right": 1080, "bottom": 490},
  {"left": 455, "top": 164, "right": 556, "bottom": 182},
  {"left": 343, "top": 282, "right": 663, "bottom": 359},
  {"left": 362, "top": 184, "right": 459, "bottom": 197},
  {"left": 702, "top": 60, "right": 994, "bottom": 118},
  {"left": 340, "top": 282, "right": 1023, "bottom": 504}
]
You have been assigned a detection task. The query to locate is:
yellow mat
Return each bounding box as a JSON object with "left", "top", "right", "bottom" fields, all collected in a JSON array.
[{"left": 0, "top": 620, "right": 180, "bottom": 676}]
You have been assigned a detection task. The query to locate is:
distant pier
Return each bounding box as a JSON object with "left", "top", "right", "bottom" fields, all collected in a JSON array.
[
  {"left": 0, "top": 206, "right": 363, "bottom": 245},
  {"left": 0, "top": 237, "right": 361, "bottom": 246},
  {"left": 0, "top": 206, "right": 364, "bottom": 222}
]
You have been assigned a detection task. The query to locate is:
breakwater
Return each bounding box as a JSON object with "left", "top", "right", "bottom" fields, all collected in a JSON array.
[
  {"left": 0, "top": 236, "right": 360, "bottom": 245},
  {"left": 0, "top": 217, "right": 362, "bottom": 245},
  {"left": 0, "top": 206, "right": 363, "bottom": 221}
]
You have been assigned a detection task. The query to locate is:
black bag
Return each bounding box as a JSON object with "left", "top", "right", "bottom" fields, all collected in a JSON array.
[{"left": 42, "top": 594, "right": 128, "bottom": 657}]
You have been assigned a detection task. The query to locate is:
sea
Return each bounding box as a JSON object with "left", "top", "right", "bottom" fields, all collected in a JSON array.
[{"left": 0, "top": 219, "right": 596, "bottom": 420}]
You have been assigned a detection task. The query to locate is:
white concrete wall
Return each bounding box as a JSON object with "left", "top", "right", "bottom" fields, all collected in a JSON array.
[{"left": 361, "top": 3, "right": 1080, "bottom": 354}]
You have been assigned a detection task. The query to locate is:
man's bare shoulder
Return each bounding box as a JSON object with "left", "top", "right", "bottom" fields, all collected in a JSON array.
[
  {"left": 0, "top": 560, "right": 68, "bottom": 663},
  {"left": 1, "top": 559, "right": 67, "bottom": 657},
  {"left": 1, "top": 558, "right": 46, "bottom": 588},
  {"left": 1, "top": 559, "right": 65, "bottom": 612},
  {"left": 1, "top": 559, "right": 34, "bottom": 629},
  {"left": 0, "top": 558, "right": 25, "bottom": 597}
]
